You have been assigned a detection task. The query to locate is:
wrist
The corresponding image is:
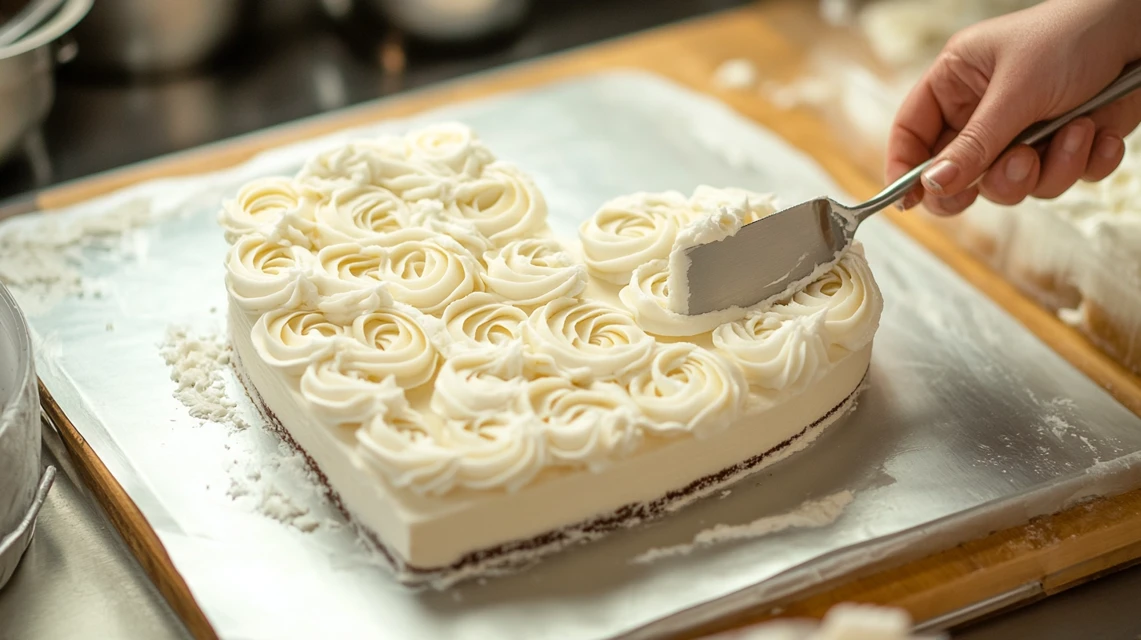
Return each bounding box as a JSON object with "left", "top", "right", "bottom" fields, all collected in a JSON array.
[{"left": 1051, "top": 0, "right": 1141, "bottom": 63}]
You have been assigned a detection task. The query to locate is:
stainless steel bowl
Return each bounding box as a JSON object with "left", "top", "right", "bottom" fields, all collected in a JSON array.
[
  {"left": 68, "top": 0, "right": 241, "bottom": 74},
  {"left": 0, "top": 0, "right": 89, "bottom": 163},
  {"left": 324, "top": 0, "right": 531, "bottom": 43},
  {"left": 0, "top": 281, "right": 43, "bottom": 590},
  {"left": 377, "top": 0, "right": 530, "bottom": 42}
]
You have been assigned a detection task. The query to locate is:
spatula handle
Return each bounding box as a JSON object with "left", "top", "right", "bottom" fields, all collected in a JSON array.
[{"left": 850, "top": 60, "right": 1141, "bottom": 221}]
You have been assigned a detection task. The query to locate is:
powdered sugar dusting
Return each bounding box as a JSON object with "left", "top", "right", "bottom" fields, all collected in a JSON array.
[
  {"left": 0, "top": 199, "right": 153, "bottom": 313},
  {"left": 631, "top": 490, "right": 855, "bottom": 565},
  {"left": 160, "top": 326, "right": 248, "bottom": 430},
  {"left": 224, "top": 449, "right": 327, "bottom": 534},
  {"left": 159, "top": 325, "right": 339, "bottom": 534}
]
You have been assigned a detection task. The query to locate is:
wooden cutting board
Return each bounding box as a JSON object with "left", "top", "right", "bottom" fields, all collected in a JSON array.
[{"left": 28, "top": 1, "right": 1141, "bottom": 638}]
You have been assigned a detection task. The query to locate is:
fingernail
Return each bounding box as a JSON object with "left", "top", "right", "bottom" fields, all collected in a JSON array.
[
  {"left": 922, "top": 160, "right": 959, "bottom": 195},
  {"left": 1062, "top": 126, "right": 1086, "bottom": 154},
  {"left": 1005, "top": 153, "right": 1034, "bottom": 183},
  {"left": 1097, "top": 135, "right": 1124, "bottom": 160},
  {"left": 898, "top": 194, "right": 918, "bottom": 211}
]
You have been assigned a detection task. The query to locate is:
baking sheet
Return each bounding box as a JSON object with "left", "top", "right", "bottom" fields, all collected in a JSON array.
[{"left": 7, "top": 71, "right": 1141, "bottom": 640}]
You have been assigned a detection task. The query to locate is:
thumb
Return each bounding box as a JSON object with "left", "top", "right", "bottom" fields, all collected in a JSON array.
[{"left": 921, "top": 79, "right": 1037, "bottom": 196}]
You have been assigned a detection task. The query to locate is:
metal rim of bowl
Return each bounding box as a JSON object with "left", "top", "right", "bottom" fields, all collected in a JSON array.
[
  {"left": 0, "top": 0, "right": 90, "bottom": 59},
  {"left": 0, "top": 282, "right": 33, "bottom": 420}
]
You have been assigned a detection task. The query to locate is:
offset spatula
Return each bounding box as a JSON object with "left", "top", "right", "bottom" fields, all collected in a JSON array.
[{"left": 681, "top": 61, "right": 1141, "bottom": 316}]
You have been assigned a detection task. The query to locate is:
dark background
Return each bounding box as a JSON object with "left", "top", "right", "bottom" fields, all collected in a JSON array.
[{"left": 0, "top": 0, "right": 746, "bottom": 201}]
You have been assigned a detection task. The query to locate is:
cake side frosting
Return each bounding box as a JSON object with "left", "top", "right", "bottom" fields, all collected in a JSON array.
[{"left": 220, "top": 122, "right": 883, "bottom": 572}]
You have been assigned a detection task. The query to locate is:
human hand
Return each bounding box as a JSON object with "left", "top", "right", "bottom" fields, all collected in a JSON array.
[{"left": 885, "top": 0, "right": 1141, "bottom": 215}]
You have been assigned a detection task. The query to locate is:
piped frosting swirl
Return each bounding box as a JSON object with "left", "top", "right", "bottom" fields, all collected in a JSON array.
[{"left": 223, "top": 128, "right": 883, "bottom": 496}]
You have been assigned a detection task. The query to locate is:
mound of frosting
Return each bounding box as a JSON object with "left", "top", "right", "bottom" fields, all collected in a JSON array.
[{"left": 222, "top": 124, "right": 883, "bottom": 497}]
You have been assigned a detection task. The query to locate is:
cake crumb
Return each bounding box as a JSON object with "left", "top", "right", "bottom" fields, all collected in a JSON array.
[
  {"left": 631, "top": 490, "right": 855, "bottom": 565},
  {"left": 105, "top": 322, "right": 114, "bottom": 331}
]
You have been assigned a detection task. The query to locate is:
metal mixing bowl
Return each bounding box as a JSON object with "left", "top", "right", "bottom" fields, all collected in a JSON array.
[
  {"left": 68, "top": 0, "right": 242, "bottom": 74},
  {"left": 0, "top": 281, "right": 40, "bottom": 590},
  {"left": 377, "top": 0, "right": 530, "bottom": 42},
  {"left": 0, "top": 0, "right": 90, "bottom": 164},
  {"left": 323, "top": 0, "right": 531, "bottom": 43}
]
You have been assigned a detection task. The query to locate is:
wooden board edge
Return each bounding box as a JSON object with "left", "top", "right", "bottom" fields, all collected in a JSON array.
[
  {"left": 680, "top": 487, "right": 1141, "bottom": 637},
  {"left": 39, "top": 380, "right": 219, "bottom": 640}
]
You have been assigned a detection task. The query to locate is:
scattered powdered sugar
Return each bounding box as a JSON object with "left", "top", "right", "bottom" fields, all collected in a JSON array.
[
  {"left": 159, "top": 326, "right": 248, "bottom": 431},
  {"left": 0, "top": 198, "right": 154, "bottom": 313},
  {"left": 159, "top": 324, "right": 339, "bottom": 534},
  {"left": 631, "top": 490, "right": 855, "bottom": 565},
  {"left": 224, "top": 446, "right": 328, "bottom": 534},
  {"left": 1042, "top": 414, "right": 1075, "bottom": 441}
]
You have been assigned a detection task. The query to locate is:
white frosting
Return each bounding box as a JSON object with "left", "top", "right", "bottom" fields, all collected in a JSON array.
[
  {"left": 627, "top": 343, "right": 748, "bottom": 438},
  {"left": 526, "top": 376, "right": 643, "bottom": 469},
  {"left": 409, "top": 202, "right": 495, "bottom": 260},
  {"left": 376, "top": 230, "right": 484, "bottom": 315},
  {"left": 312, "top": 184, "right": 409, "bottom": 245},
  {"left": 355, "top": 405, "right": 459, "bottom": 496},
  {"left": 225, "top": 235, "right": 320, "bottom": 314},
  {"left": 401, "top": 122, "right": 494, "bottom": 178},
  {"left": 314, "top": 242, "right": 386, "bottom": 292},
  {"left": 482, "top": 238, "right": 588, "bottom": 307},
  {"left": 578, "top": 191, "right": 688, "bottom": 285},
  {"left": 355, "top": 401, "right": 463, "bottom": 497},
  {"left": 776, "top": 248, "right": 883, "bottom": 354},
  {"left": 440, "top": 292, "right": 529, "bottom": 354},
  {"left": 222, "top": 128, "right": 882, "bottom": 510},
  {"left": 251, "top": 308, "right": 343, "bottom": 375},
  {"left": 300, "top": 353, "right": 406, "bottom": 427},
  {"left": 449, "top": 162, "right": 548, "bottom": 244},
  {"left": 343, "top": 306, "right": 441, "bottom": 389},
  {"left": 522, "top": 297, "right": 656, "bottom": 383},
  {"left": 218, "top": 176, "right": 316, "bottom": 246},
  {"left": 688, "top": 185, "right": 780, "bottom": 224},
  {"left": 443, "top": 410, "right": 548, "bottom": 493},
  {"left": 713, "top": 311, "right": 831, "bottom": 393},
  {"left": 429, "top": 345, "right": 527, "bottom": 423}
]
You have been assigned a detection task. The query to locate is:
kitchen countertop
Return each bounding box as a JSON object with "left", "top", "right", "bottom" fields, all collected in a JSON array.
[{"left": 1, "top": 1, "right": 1140, "bottom": 638}]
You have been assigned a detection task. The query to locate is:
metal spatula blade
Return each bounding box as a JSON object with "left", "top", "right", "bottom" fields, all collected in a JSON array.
[
  {"left": 683, "top": 198, "right": 858, "bottom": 315},
  {"left": 681, "top": 61, "right": 1141, "bottom": 317}
]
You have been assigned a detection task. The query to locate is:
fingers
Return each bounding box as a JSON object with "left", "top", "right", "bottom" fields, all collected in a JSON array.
[
  {"left": 978, "top": 145, "right": 1041, "bottom": 205},
  {"left": 1085, "top": 133, "right": 1126, "bottom": 181},
  {"left": 887, "top": 82, "right": 945, "bottom": 210},
  {"left": 921, "top": 75, "right": 1036, "bottom": 198},
  {"left": 1032, "top": 118, "right": 1096, "bottom": 199},
  {"left": 923, "top": 185, "right": 980, "bottom": 216},
  {"left": 1084, "top": 89, "right": 1141, "bottom": 180}
]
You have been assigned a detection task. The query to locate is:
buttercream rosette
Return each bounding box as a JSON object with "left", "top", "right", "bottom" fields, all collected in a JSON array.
[
  {"left": 225, "top": 234, "right": 321, "bottom": 314},
  {"left": 522, "top": 297, "right": 656, "bottom": 384},
  {"left": 626, "top": 343, "right": 748, "bottom": 438},
  {"left": 219, "top": 176, "right": 317, "bottom": 247},
  {"left": 482, "top": 238, "right": 587, "bottom": 307}
]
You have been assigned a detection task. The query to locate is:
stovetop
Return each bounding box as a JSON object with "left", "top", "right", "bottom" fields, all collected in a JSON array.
[{"left": 0, "top": 0, "right": 745, "bottom": 202}]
